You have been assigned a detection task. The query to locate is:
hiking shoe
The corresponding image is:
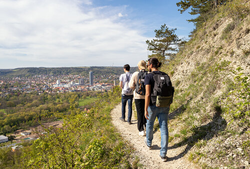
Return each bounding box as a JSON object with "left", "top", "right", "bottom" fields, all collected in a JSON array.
[
  {"left": 120, "top": 117, "right": 126, "bottom": 122},
  {"left": 144, "top": 138, "right": 152, "bottom": 150},
  {"left": 160, "top": 156, "right": 168, "bottom": 162},
  {"left": 139, "top": 131, "right": 146, "bottom": 136}
]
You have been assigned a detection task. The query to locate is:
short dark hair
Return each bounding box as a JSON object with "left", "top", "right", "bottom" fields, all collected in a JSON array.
[
  {"left": 148, "top": 58, "right": 162, "bottom": 68},
  {"left": 123, "top": 64, "right": 130, "bottom": 71}
]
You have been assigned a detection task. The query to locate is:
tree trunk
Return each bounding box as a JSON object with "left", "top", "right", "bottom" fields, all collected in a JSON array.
[{"left": 214, "top": 0, "right": 218, "bottom": 7}]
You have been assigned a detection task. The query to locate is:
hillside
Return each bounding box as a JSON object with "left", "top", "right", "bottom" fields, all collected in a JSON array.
[
  {"left": 0, "top": 67, "right": 137, "bottom": 78},
  {"left": 161, "top": 1, "right": 250, "bottom": 168}
]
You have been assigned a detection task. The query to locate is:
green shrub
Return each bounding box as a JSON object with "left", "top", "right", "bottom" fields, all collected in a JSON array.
[
  {"left": 180, "top": 129, "right": 187, "bottom": 136},
  {"left": 221, "top": 22, "right": 235, "bottom": 40},
  {"left": 174, "top": 134, "right": 180, "bottom": 138},
  {"left": 15, "top": 87, "right": 134, "bottom": 169},
  {"left": 242, "top": 48, "right": 250, "bottom": 56},
  {"left": 225, "top": 67, "right": 250, "bottom": 122}
]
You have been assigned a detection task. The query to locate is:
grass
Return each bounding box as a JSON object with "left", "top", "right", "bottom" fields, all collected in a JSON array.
[
  {"left": 242, "top": 48, "right": 250, "bottom": 56},
  {"left": 221, "top": 22, "right": 235, "bottom": 40},
  {"left": 180, "top": 129, "right": 187, "bottom": 136},
  {"left": 158, "top": 2, "right": 250, "bottom": 167},
  {"left": 78, "top": 97, "right": 99, "bottom": 107},
  {"left": 174, "top": 134, "right": 180, "bottom": 138},
  {"left": 0, "top": 109, "right": 6, "bottom": 115},
  {"left": 195, "top": 140, "right": 207, "bottom": 148}
]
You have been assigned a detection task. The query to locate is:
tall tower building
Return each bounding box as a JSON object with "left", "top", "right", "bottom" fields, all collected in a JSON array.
[
  {"left": 56, "top": 80, "right": 60, "bottom": 85},
  {"left": 79, "top": 78, "right": 84, "bottom": 85},
  {"left": 89, "top": 71, "right": 93, "bottom": 86}
]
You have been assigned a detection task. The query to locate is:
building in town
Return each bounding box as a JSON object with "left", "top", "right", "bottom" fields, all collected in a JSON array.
[
  {"left": 0, "top": 135, "right": 8, "bottom": 143},
  {"left": 89, "top": 72, "right": 93, "bottom": 86},
  {"left": 79, "top": 78, "right": 84, "bottom": 85}
]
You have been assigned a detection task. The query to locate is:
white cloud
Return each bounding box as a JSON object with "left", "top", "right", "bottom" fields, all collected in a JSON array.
[
  {"left": 0, "top": 0, "right": 148, "bottom": 68},
  {"left": 118, "top": 13, "right": 123, "bottom": 17}
]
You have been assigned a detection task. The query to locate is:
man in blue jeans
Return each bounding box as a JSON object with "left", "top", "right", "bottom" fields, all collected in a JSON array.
[
  {"left": 144, "top": 58, "right": 171, "bottom": 162},
  {"left": 119, "top": 64, "right": 133, "bottom": 124}
]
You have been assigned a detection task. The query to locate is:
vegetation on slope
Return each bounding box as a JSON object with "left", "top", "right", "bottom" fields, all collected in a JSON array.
[
  {"left": 0, "top": 91, "right": 98, "bottom": 135},
  {"left": 159, "top": 0, "right": 250, "bottom": 168},
  {"left": 0, "top": 87, "right": 135, "bottom": 168}
]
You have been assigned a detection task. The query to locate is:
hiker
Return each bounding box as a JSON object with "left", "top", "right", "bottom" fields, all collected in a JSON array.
[
  {"left": 129, "top": 60, "right": 147, "bottom": 136},
  {"left": 144, "top": 57, "right": 173, "bottom": 162},
  {"left": 119, "top": 64, "right": 133, "bottom": 124}
]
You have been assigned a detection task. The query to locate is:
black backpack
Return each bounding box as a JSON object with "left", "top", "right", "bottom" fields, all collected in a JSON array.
[
  {"left": 151, "top": 72, "right": 175, "bottom": 107},
  {"left": 135, "top": 70, "right": 148, "bottom": 95}
]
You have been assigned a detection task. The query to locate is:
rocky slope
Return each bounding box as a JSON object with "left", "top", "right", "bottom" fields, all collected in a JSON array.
[{"left": 161, "top": 1, "right": 250, "bottom": 168}]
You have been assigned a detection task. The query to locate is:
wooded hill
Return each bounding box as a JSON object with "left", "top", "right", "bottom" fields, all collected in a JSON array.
[
  {"left": 0, "top": 66, "right": 137, "bottom": 78},
  {"left": 160, "top": 0, "right": 250, "bottom": 168}
]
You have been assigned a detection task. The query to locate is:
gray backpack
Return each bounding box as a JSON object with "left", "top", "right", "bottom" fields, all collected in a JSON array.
[{"left": 122, "top": 74, "right": 133, "bottom": 95}]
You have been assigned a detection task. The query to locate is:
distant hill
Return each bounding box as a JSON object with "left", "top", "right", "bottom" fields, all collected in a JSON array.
[{"left": 0, "top": 66, "right": 138, "bottom": 78}]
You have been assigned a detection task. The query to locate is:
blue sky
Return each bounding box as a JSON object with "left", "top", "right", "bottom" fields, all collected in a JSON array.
[{"left": 0, "top": 0, "right": 195, "bottom": 69}]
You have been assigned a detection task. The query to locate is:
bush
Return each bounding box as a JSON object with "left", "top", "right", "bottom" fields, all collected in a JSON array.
[
  {"left": 225, "top": 67, "right": 250, "bottom": 122},
  {"left": 221, "top": 22, "right": 235, "bottom": 40}
]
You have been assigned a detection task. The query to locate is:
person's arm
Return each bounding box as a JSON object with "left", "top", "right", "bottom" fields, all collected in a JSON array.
[
  {"left": 119, "top": 81, "right": 123, "bottom": 89},
  {"left": 129, "top": 73, "right": 136, "bottom": 90},
  {"left": 144, "top": 84, "right": 151, "bottom": 120}
]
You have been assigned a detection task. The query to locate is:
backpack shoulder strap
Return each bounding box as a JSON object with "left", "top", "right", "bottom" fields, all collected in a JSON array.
[{"left": 125, "top": 73, "right": 130, "bottom": 82}]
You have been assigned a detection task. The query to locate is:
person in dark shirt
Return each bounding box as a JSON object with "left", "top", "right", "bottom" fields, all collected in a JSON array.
[{"left": 144, "top": 57, "right": 171, "bottom": 162}]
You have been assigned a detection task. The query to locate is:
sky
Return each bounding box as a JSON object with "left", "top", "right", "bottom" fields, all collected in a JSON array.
[{"left": 0, "top": 0, "right": 195, "bottom": 69}]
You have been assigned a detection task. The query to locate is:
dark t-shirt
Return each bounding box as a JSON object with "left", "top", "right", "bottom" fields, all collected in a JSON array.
[{"left": 144, "top": 71, "right": 168, "bottom": 105}]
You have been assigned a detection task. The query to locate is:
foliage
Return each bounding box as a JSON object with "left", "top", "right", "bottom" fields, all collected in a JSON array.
[
  {"left": 146, "top": 24, "right": 180, "bottom": 63},
  {"left": 0, "top": 91, "right": 99, "bottom": 135},
  {"left": 78, "top": 97, "right": 99, "bottom": 107},
  {"left": 0, "top": 86, "right": 134, "bottom": 168},
  {"left": 176, "top": 0, "right": 228, "bottom": 28},
  {"left": 219, "top": 0, "right": 250, "bottom": 20},
  {"left": 225, "top": 67, "right": 250, "bottom": 121},
  {"left": 221, "top": 22, "right": 235, "bottom": 40}
]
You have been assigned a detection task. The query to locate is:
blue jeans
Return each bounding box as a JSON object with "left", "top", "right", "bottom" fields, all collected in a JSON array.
[
  {"left": 145, "top": 105, "right": 169, "bottom": 157},
  {"left": 121, "top": 95, "right": 133, "bottom": 122}
]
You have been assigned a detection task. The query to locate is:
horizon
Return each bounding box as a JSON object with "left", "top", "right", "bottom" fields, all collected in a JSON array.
[{"left": 0, "top": 65, "right": 138, "bottom": 70}]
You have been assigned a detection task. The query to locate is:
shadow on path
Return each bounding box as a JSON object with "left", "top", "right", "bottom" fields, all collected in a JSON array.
[
  {"left": 153, "top": 100, "right": 191, "bottom": 134},
  {"left": 168, "top": 107, "right": 227, "bottom": 161},
  {"left": 169, "top": 99, "right": 191, "bottom": 120}
]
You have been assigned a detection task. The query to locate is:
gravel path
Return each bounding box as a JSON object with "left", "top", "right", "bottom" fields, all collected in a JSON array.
[{"left": 111, "top": 103, "right": 201, "bottom": 169}]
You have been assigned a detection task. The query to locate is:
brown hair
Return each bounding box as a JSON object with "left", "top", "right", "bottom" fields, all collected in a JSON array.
[{"left": 148, "top": 58, "right": 162, "bottom": 68}]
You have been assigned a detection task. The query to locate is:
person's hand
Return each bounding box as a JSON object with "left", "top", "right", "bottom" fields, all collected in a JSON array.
[{"left": 145, "top": 110, "right": 149, "bottom": 120}]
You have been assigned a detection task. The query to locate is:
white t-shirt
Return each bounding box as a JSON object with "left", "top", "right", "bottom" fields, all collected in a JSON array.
[{"left": 119, "top": 72, "right": 133, "bottom": 95}]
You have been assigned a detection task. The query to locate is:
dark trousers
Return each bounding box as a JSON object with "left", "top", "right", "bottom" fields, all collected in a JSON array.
[
  {"left": 121, "top": 95, "right": 133, "bottom": 122},
  {"left": 135, "top": 99, "right": 146, "bottom": 132}
]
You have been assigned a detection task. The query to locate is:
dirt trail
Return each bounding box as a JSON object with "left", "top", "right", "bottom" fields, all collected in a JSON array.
[{"left": 111, "top": 103, "right": 201, "bottom": 169}]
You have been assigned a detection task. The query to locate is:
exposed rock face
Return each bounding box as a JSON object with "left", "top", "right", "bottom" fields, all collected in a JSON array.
[{"left": 162, "top": 6, "right": 250, "bottom": 169}]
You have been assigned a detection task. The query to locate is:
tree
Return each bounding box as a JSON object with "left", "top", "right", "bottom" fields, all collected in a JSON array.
[
  {"left": 146, "top": 24, "right": 179, "bottom": 63},
  {"left": 6, "top": 101, "right": 15, "bottom": 107},
  {"left": 2, "top": 125, "right": 12, "bottom": 135},
  {"left": 8, "top": 135, "right": 15, "bottom": 143},
  {"left": 176, "top": 0, "right": 228, "bottom": 28}
]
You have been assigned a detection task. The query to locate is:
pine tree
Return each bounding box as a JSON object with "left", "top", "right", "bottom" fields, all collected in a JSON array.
[
  {"left": 176, "top": 0, "right": 228, "bottom": 28},
  {"left": 146, "top": 24, "right": 180, "bottom": 64}
]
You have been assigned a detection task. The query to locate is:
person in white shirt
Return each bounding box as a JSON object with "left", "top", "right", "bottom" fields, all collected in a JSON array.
[{"left": 119, "top": 64, "right": 133, "bottom": 124}]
